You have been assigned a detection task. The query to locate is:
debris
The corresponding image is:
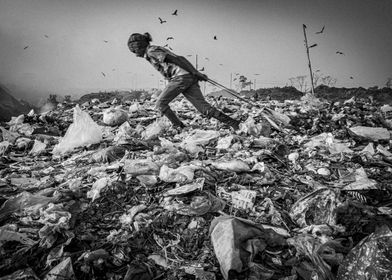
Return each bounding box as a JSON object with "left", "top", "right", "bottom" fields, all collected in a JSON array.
[
  {"left": 1, "top": 92, "right": 392, "bottom": 280},
  {"left": 230, "top": 189, "right": 257, "bottom": 210},
  {"left": 43, "top": 257, "right": 75, "bottom": 280},
  {"left": 290, "top": 188, "right": 340, "bottom": 227},
  {"left": 337, "top": 225, "right": 392, "bottom": 280}
]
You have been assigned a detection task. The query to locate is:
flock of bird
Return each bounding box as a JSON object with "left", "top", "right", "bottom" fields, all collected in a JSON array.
[
  {"left": 311, "top": 25, "right": 345, "bottom": 55},
  {"left": 21, "top": 11, "right": 350, "bottom": 82}
]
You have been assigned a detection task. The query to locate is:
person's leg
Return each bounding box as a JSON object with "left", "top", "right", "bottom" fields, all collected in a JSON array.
[
  {"left": 183, "top": 81, "right": 240, "bottom": 129},
  {"left": 156, "top": 76, "right": 193, "bottom": 127}
]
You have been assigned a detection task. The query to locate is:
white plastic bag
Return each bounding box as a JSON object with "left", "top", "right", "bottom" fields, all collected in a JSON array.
[
  {"left": 53, "top": 105, "right": 102, "bottom": 154},
  {"left": 102, "top": 108, "right": 128, "bottom": 126},
  {"left": 142, "top": 118, "right": 170, "bottom": 140},
  {"left": 159, "top": 165, "right": 198, "bottom": 183},
  {"left": 87, "top": 177, "right": 110, "bottom": 201},
  {"left": 210, "top": 159, "right": 250, "bottom": 172}
]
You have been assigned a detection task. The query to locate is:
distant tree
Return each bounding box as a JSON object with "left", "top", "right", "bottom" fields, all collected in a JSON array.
[
  {"left": 312, "top": 71, "right": 322, "bottom": 87},
  {"left": 48, "top": 94, "right": 58, "bottom": 105},
  {"left": 296, "top": 75, "right": 307, "bottom": 92},
  {"left": 386, "top": 77, "right": 392, "bottom": 88},
  {"left": 288, "top": 77, "right": 296, "bottom": 87},
  {"left": 321, "top": 75, "right": 337, "bottom": 87},
  {"left": 64, "top": 95, "right": 72, "bottom": 102}
]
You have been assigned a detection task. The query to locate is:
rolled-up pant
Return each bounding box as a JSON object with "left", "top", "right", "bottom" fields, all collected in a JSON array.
[{"left": 156, "top": 74, "right": 215, "bottom": 125}]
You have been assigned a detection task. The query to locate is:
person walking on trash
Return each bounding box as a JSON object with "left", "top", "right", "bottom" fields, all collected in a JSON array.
[{"left": 127, "top": 32, "right": 241, "bottom": 130}]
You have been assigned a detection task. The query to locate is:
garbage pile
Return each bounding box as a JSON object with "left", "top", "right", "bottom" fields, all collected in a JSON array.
[{"left": 1, "top": 95, "right": 392, "bottom": 280}]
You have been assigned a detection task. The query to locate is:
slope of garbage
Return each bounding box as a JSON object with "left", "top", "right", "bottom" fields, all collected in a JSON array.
[{"left": 1, "top": 94, "right": 392, "bottom": 280}]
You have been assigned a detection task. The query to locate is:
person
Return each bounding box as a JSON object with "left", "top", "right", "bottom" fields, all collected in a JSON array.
[{"left": 127, "top": 32, "right": 240, "bottom": 130}]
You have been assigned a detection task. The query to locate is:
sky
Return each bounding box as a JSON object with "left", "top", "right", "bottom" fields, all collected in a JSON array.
[{"left": 0, "top": 0, "right": 392, "bottom": 104}]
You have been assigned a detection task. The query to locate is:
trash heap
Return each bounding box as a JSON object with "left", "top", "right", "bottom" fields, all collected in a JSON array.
[{"left": 1, "top": 95, "right": 392, "bottom": 280}]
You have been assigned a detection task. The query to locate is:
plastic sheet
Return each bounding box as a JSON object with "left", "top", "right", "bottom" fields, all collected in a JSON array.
[{"left": 52, "top": 105, "right": 102, "bottom": 154}]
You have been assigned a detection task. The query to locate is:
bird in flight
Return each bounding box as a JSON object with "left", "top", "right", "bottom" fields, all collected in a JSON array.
[
  {"left": 103, "top": 40, "right": 109, "bottom": 43},
  {"left": 24, "top": 46, "right": 29, "bottom": 50},
  {"left": 186, "top": 54, "right": 192, "bottom": 57},
  {"left": 159, "top": 17, "right": 167, "bottom": 24},
  {"left": 166, "top": 37, "right": 174, "bottom": 40},
  {"left": 205, "top": 57, "right": 209, "bottom": 61},
  {"left": 101, "top": 72, "right": 106, "bottom": 77},
  {"left": 172, "top": 9, "right": 178, "bottom": 16},
  {"left": 350, "top": 76, "right": 354, "bottom": 79},
  {"left": 219, "top": 63, "right": 223, "bottom": 66},
  {"left": 213, "top": 35, "right": 217, "bottom": 40},
  {"left": 44, "top": 34, "right": 49, "bottom": 38},
  {"left": 336, "top": 51, "right": 344, "bottom": 55},
  {"left": 308, "top": 43, "right": 317, "bottom": 48},
  {"left": 254, "top": 73, "right": 260, "bottom": 76},
  {"left": 199, "top": 67, "right": 205, "bottom": 71},
  {"left": 315, "top": 26, "right": 325, "bottom": 34}
]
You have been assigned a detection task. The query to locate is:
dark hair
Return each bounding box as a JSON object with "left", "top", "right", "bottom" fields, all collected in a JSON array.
[
  {"left": 128, "top": 32, "right": 152, "bottom": 44},
  {"left": 143, "top": 32, "right": 152, "bottom": 42}
]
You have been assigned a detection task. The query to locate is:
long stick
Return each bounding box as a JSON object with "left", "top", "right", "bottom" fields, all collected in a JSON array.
[
  {"left": 302, "top": 24, "right": 315, "bottom": 96},
  {"left": 208, "top": 78, "right": 285, "bottom": 132},
  {"left": 207, "top": 78, "right": 254, "bottom": 105}
]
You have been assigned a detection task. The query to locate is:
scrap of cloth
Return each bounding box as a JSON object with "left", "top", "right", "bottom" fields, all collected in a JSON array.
[{"left": 145, "top": 45, "right": 189, "bottom": 80}]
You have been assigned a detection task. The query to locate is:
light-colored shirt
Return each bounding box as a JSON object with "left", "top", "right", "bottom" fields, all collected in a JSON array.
[{"left": 145, "top": 45, "right": 189, "bottom": 79}]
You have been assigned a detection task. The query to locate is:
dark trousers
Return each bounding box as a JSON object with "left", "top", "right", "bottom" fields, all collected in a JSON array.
[{"left": 156, "top": 74, "right": 214, "bottom": 118}]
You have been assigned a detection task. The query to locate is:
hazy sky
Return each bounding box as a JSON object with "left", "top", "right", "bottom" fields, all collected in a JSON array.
[{"left": 1, "top": 0, "right": 392, "bottom": 103}]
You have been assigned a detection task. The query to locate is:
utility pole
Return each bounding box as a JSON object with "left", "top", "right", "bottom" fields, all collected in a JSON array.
[
  {"left": 195, "top": 54, "right": 198, "bottom": 69},
  {"left": 302, "top": 24, "right": 315, "bottom": 96}
]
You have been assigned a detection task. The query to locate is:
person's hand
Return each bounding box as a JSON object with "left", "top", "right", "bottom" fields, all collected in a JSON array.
[{"left": 194, "top": 72, "right": 208, "bottom": 81}]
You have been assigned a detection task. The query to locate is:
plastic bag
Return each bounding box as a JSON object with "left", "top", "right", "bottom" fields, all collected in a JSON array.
[
  {"left": 348, "top": 126, "right": 390, "bottom": 141},
  {"left": 337, "top": 225, "right": 392, "bottom": 280},
  {"left": 0, "top": 127, "right": 19, "bottom": 144},
  {"left": 29, "top": 140, "right": 47, "bottom": 155},
  {"left": 92, "top": 146, "right": 127, "bottom": 163},
  {"left": 87, "top": 177, "right": 110, "bottom": 201},
  {"left": 141, "top": 117, "right": 170, "bottom": 140},
  {"left": 114, "top": 122, "right": 138, "bottom": 144},
  {"left": 123, "top": 159, "right": 160, "bottom": 176},
  {"left": 181, "top": 129, "right": 220, "bottom": 146},
  {"left": 210, "top": 159, "right": 250, "bottom": 172},
  {"left": 102, "top": 108, "right": 128, "bottom": 126},
  {"left": 239, "top": 117, "right": 266, "bottom": 137},
  {"left": 159, "top": 164, "right": 198, "bottom": 183},
  {"left": 209, "top": 216, "right": 287, "bottom": 279},
  {"left": 43, "top": 257, "right": 75, "bottom": 280},
  {"left": 53, "top": 105, "right": 102, "bottom": 154},
  {"left": 216, "top": 135, "right": 234, "bottom": 150},
  {"left": 290, "top": 188, "right": 340, "bottom": 227}
]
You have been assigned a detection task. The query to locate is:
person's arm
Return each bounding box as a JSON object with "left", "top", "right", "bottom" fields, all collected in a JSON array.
[{"left": 165, "top": 54, "right": 208, "bottom": 81}]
